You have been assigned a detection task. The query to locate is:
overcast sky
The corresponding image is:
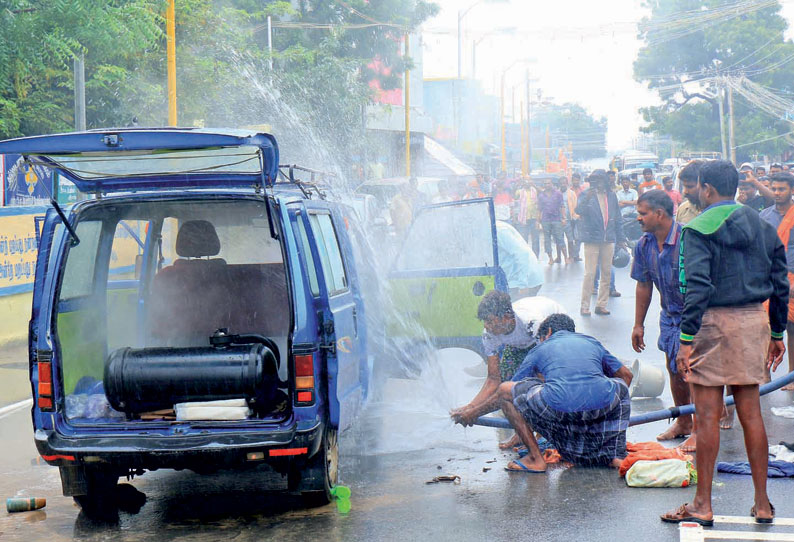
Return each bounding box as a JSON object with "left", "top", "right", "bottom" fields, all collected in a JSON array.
[{"left": 422, "top": 0, "right": 794, "bottom": 150}]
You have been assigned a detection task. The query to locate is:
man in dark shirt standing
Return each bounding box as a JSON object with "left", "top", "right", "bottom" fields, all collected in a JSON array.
[
  {"left": 576, "top": 170, "right": 625, "bottom": 316},
  {"left": 661, "top": 160, "right": 788, "bottom": 527},
  {"left": 630, "top": 190, "right": 693, "bottom": 446}
]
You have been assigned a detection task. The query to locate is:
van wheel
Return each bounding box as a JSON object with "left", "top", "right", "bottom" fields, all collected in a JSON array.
[
  {"left": 297, "top": 428, "right": 338, "bottom": 507},
  {"left": 71, "top": 467, "right": 119, "bottom": 518}
]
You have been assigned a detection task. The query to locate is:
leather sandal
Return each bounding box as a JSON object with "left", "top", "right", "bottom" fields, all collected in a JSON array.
[{"left": 660, "top": 503, "right": 714, "bottom": 527}]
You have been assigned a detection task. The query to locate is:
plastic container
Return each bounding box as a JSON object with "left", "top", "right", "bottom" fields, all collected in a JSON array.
[{"left": 629, "top": 359, "right": 666, "bottom": 398}]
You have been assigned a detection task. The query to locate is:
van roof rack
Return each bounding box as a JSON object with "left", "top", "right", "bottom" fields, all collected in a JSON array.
[{"left": 276, "top": 164, "right": 335, "bottom": 200}]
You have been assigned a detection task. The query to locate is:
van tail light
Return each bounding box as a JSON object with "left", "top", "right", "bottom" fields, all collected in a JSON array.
[
  {"left": 294, "top": 354, "right": 315, "bottom": 405},
  {"left": 38, "top": 361, "right": 54, "bottom": 411}
]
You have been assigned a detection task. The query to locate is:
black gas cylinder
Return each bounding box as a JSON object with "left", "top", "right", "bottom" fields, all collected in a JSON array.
[{"left": 104, "top": 343, "right": 279, "bottom": 415}]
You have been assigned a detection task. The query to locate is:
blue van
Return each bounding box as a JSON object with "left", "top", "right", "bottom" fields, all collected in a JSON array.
[{"left": 0, "top": 129, "right": 370, "bottom": 512}]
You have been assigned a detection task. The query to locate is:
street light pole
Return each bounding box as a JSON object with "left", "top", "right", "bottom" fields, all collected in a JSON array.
[
  {"left": 500, "top": 59, "right": 535, "bottom": 172},
  {"left": 500, "top": 70, "right": 506, "bottom": 172},
  {"left": 525, "top": 69, "right": 531, "bottom": 175},
  {"left": 73, "top": 54, "right": 86, "bottom": 131},
  {"left": 717, "top": 84, "right": 727, "bottom": 159},
  {"left": 166, "top": 0, "right": 177, "bottom": 126},
  {"left": 405, "top": 33, "right": 411, "bottom": 177},
  {"left": 267, "top": 15, "right": 273, "bottom": 71},
  {"left": 727, "top": 82, "right": 736, "bottom": 164}
]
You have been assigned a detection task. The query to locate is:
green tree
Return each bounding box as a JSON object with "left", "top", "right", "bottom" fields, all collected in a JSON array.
[
  {"left": 634, "top": 0, "right": 794, "bottom": 160},
  {"left": 0, "top": 0, "right": 164, "bottom": 138},
  {"left": 532, "top": 103, "right": 607, "bottom": 161}
]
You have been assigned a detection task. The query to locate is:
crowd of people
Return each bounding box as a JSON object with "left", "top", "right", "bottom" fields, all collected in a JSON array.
[{"left": 449, "top": 158, "right": 794, "bottom": 526}]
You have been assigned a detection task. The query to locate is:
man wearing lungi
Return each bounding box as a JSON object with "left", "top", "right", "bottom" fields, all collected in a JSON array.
[
  {"left": 452, "top": 313, "right": 634, "bottom": 472},
  {"left": 661, "top": 160, "right": 788, "bottom": 527},
  {"left": 450, "top": 290, "right": 558, "bottom": 450}
]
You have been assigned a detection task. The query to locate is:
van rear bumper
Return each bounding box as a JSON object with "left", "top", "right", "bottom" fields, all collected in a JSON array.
[{"left": 33, "top": 421, "right": 323, "bottom": 471}]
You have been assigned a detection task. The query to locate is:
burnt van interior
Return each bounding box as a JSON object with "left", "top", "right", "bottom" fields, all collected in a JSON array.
[{"left": 54, "top": 198, "right": 291, "bottom": 425}]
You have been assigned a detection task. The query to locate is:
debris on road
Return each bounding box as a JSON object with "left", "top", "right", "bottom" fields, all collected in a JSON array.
[
  {"left": 330, "top": 485, "right": 352, "bottom": 514},
  {"left": 482, "top": 467, "right": 491, "bottom": 473},
  {"left": 6, "top": 497, "right": 46, "bottom": 513},
  {"left": 426, "top": 475, "right": 461, "bottom": 484}
]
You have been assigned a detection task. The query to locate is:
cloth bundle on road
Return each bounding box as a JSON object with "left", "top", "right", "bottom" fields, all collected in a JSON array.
[
  {"left": 618, "top": 442, "right": 692, "bottom": 477},
  {"left": 625, "top": 459, "right": 694, "bottom": 488}
]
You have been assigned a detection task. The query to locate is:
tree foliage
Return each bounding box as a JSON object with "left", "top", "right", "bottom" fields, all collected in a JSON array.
[
  {"left": 0, "top": 0, "right": 438, "bottom": 168},
  {"left": 634, "top": 0, "right": 794, "bottom": 159},
  {"left": 0, "top": 0, "right": 164, "bottom": 137},
  {"left": 532, "top": 103, "right": 607, "bottom": 161}
]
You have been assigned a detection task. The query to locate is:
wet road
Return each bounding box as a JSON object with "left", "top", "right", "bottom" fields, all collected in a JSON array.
[{"left": 2, "top": 263, "right": 794, "bottom": 541}]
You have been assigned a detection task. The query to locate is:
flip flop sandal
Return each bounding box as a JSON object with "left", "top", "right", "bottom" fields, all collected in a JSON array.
[
  {"left": 504, "top": 460, "right": 545, "bottom": 474},
  {"left": 751, "top": 503, "right": 775, "bottom": 524},
  {"left": 660, "top": 503, "right": 714, "bottom": 527}
]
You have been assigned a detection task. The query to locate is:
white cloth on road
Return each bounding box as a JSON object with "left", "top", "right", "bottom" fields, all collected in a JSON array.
[
  {"left": 769, "top": 444, "right": 794, "bottom": 462},
  {"left": 771, "top": 405, "right": 794, "bottom": 419}
]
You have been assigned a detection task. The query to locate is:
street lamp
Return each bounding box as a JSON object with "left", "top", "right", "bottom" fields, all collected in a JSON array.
[
  {"left": 456, "top": 0, "right": 506, "bottom": 147},
  {"left": 471, "top": 27, "right": 517, "bottom": 81},
  {"left": 501, "top": 58, "right": 535, "bottom": 172}
]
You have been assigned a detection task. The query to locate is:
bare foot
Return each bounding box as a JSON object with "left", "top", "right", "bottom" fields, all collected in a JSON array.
[
  {"left": 678, "top": 434, "right": 696, "bottom": 453},
  {"left": 781, "top": 384, "right": 794, "bottom": 391},
  {"left": 505, "top": 456, "right": 546, "bottom": 473},
  {"left": 609, "top": 458, "right": 624, "bottom": 469},
  {"left": 657, "top": 420, "right": 692, "bottom": 441},
  {"left": 499, "top": 433, "right": 520, "bottom": 450},
  {"left": 720, "top": 405, "right": 735, "bottom": 430}
]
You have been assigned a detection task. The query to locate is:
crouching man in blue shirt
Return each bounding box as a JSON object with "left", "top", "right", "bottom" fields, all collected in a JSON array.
[{"left": 452, "top": 314, "right": 633, "bottom": 472}]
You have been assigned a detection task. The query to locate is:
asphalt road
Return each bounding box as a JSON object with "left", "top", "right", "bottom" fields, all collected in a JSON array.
[{"left": 2, "top": 262, "right": 794, "bottom": 542}]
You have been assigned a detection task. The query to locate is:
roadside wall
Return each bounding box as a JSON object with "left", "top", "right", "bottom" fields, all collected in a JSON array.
[{"left": 0, "top": 206, "right": 48, "bottom": 347}]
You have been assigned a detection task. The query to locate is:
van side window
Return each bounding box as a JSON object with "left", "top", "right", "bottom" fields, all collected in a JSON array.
[
  {"left": 59, "top": 220, "right": 102, "bottom": 300},
  {"left": 308, "top": 213, "right": 347, "bottom": 295},
  {"left": 294, "top": 214, "right": 320, "bottom": 297}
]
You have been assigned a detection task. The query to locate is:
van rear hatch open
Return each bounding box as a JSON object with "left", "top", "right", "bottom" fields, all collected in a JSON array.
[
  {"left": 0, "top": 130, "right": 294, "bottom": 433},
  {"left": 0, "top": 128, "right": 279, "bottom": 193}
]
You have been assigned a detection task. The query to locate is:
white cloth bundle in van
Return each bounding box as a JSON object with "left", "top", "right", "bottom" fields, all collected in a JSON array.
[{"left": 175, "top": 399, "right": 251, "bottom": 421}]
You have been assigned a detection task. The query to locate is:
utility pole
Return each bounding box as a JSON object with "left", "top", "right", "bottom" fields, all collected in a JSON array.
[
  {"left": 717, "top": 83, "right": 727, "bottom": 159},
  {"left": 73, "top": 54, "right": 86, "bottom": 131},
  {"left": 166, "top": 0, "right": 177, "bottom": 126},
  {"left": 267, "top": 16, "right": 273, "bottom": 71},
  {"left": 526, "top": 69, "right": 531, "bottom": 175},
  {"left": 405, "top": 33, "right": 411, "bottom": 177},
  {"left": 727, "top": 83, "right": 736, "bottom": 164},
  {"left": 520, "top": 101, "right": 527, "bottom": 175},
  {"left": 500, "top": 71, "right": 506, "bottom": 172}
]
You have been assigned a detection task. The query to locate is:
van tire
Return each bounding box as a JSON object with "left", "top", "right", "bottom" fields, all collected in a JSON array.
[
  {"left": 295, "top": 427, "right": 338, "bottom": 507},
  {"left": 70, "top": 467, "right": 119, "bottom": 518}
]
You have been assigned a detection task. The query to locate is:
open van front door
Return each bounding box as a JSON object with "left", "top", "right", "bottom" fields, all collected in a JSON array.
[{"left": 388, "top": 198, "right": 507, "bottom": 354}]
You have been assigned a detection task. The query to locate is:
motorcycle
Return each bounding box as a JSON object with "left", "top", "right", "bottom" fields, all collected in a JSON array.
[{"left": 622, "top": 212, "right": 643, "bottom": 249}]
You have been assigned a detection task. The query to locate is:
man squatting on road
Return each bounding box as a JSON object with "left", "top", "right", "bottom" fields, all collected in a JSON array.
[
  {"left": 452, "top": 313, "right": 633, "bottom": 472},
  {"left": 661, "top": 160, "right": 788, "bottom": 526},
  {"left": 450, "top": 290, "right": 552, "bottom": 450}
]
